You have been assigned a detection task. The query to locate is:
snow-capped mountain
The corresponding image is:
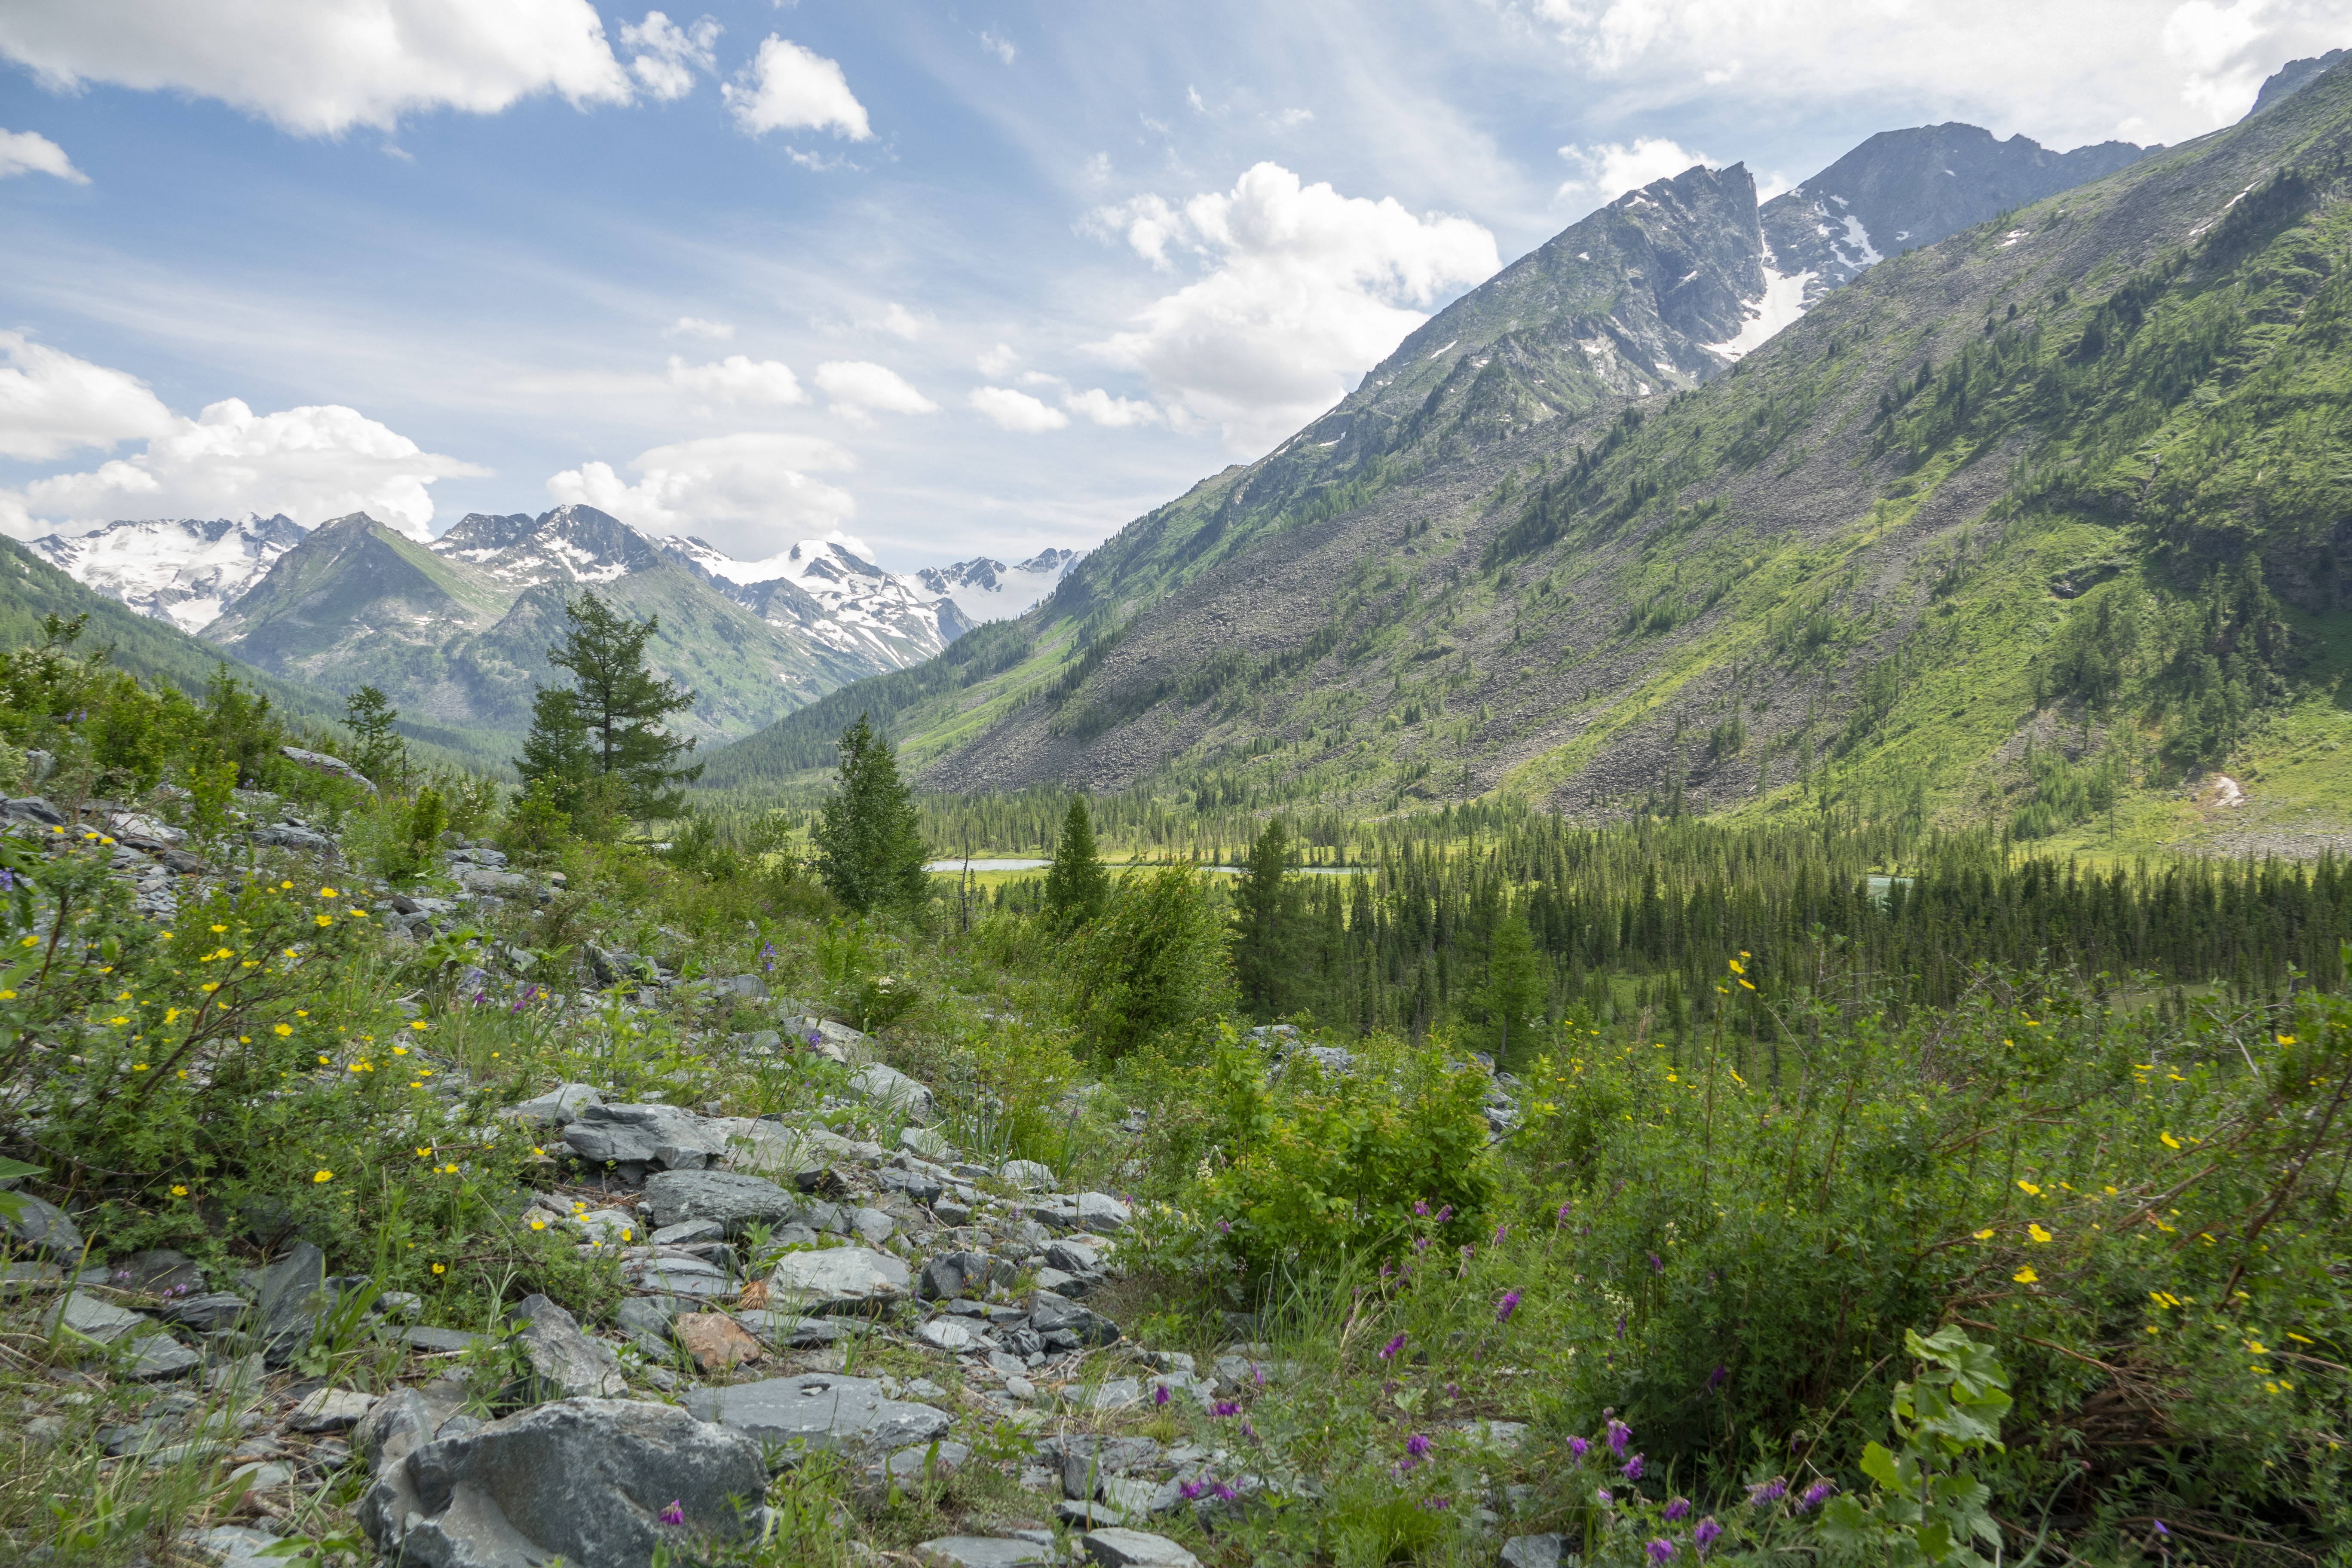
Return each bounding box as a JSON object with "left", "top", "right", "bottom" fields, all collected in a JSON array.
[
  {"left": 26, "top": 514, "right": 308, "bottom": 633},
  {"left": 657, "top": 536, "right": 971, "bottom": 671},
  {"left": 430, "top": 505, "right": 668, "bottom": 587},
  {"left": 917, "top": 549, "right": 1078, "bottom": 624}
]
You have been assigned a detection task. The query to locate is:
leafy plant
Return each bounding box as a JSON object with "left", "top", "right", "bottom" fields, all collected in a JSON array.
[{"left": 1816, "top": 1327, "right": 2012, "bottom": 1567}]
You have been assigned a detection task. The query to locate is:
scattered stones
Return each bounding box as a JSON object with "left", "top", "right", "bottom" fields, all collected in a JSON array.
[
  {"left": 851, "top": 1207, "right": 896, "bottom": 1246},
  {"left": 642, "top": 1168, "right": 802, "bottom": 1235},
  {"left": 918, "top": 1250, "right": 1011, "bottom": 1302},
  {"left": 916, "top": 1317, "right": 986, "bottom": 1353},
  {"left": 124, "top": 1333, "right": 203, "bottom": 1381},
  {"left": 508, "top": 1293, "right": 627, "bottom": 1401},
  {"left": 41, "top": 1290, "right": 147, "bottom": 1345},
  {"left": 885, "top": 1439, "right": 973, "bottom": 1479},
  {"left": 364, "top": 1397, "right": 768, "bottom": 1568},
  {"left": 1073, "top": 1377, "right": 1142, "bottom": 1412},
  {"left": 291, "top": 1387, "right": 379, "bottom": 1431},
  {"left": 279, "top": 746, "right": 377, "bottom": 794},
  {"left": 731, "top": 1310, "right": 849, "bottom": 1349},
  {"left": 767, "top": 1246, "right": 909, "bottom": 1314},
  {"left": 2, "top": 1191, "right": 85, "bottom": 1259},
  {"left": 627, "top": 1254, "right": 736, "bottom": 1298},
  {"left": 1075, "top": 1193, "right": 1132, "bottom": 1234},
  {"left": 1081, "top": 1528, "right": 1203, "bottom": 1568},
  {"left": 1029, "top": 1289, "right": 1121, "bottom": 1349},
  {"left": 999, "top": 1159, "right": 1056, "bottom": 1190},
  {"left": 674, "top": 1312, "right": 764, "bottom": 1372},
  {"left": 684, "top": 1374, "right": 952, "bottom": 1455}
]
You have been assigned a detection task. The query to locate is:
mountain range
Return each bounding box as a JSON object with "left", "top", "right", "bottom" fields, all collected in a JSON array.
[{"left": 704, "top": 53, "right": 2352, "bottom": 844}]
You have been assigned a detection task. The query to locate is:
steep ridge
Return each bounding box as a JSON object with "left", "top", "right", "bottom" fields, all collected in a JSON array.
[
  {"left": 707, "top": 64, "right": 2352, "bottom": 835},
  {"left": 26, "top": 514, "right": 306, "bottom": 633}
]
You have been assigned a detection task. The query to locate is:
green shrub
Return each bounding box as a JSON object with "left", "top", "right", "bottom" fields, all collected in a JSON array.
[{"left": 1064, "top": 861, "right": 1231, "bottom": 1060}]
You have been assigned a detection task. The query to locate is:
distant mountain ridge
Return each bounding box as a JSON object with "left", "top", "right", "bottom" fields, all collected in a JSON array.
[{"left": 27, "top": 514, "right": 306, "bottom": 633}]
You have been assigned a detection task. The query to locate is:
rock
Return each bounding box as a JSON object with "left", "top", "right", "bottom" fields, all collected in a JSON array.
[
  {"left": 885, "top": 1439, "right": 972, "bottom": 1479},
  {"left": 405, "top": 1326, "right": 479, "bottom": 1353},
  {"left": 506, "top": 1082, "right": 603, "bottom": 1125},
  {"left": 458, "top": 866, "right": 539, "bottom": 901},
  {"left": 1, "top": 795, "right": 67, "bottom": 826},
  {"left": 916, "top": 1317, "right": 986, "bottom": 1353},
  {"left": 918, "top": 1250, "right": 1011, "bottom": 1302},
  {"left": 187, "top": 1523, "right": 286, "bottom": 1563},
  {"left": 252, "top": 1241, "right": 331, "bottom": 1357},
  {"left": 1075, "top": 1193, "right": 1131, "bottom": 1234},
  {"left": 879, "top": 1166, "right": 945, "bottom": 1206},
  {"left": 227, "top": 1459, "right": 297, "bottom": 1498},
  {"left": 917, "top": 1539, "right": 1057, "bottom": 1568},
  {"left": 249, "top": 823, "right": 337, "bottom": 854},
  {"left": 851, "top": 1064, "right": 936, "bottom": 1124},
  {"left": 615, "top": 1298, "right": 683, "bottom": 1337},
  {"left": 851, "top": 1208, "right": 896, "bottom": 1246},
  {"left": 682, "top": 974, "right": 770, "bottom": 1001},
  {"left": 685, "top": 1374, "right": 951, "bottom": 1455},
  {"left": 1102, "top": 1476, "right": 1172, "bottom": 1516},
  {"left": 642, "top": 1169, "right": 801, "bottom": 1236},
  {"left": 1, "top": 1190, "right": 85, "bottom": 1259},
  {"left": 673, "top": 1312, "right": 764, "bottom": 1372},
  {"left": 767, "top": 1247, "right": 909, "bottom": 1314},
  {"left": 626, "top": 1255, "right": 735, "bottom": 1298},
  {"left": 1081, "top": 1528, "right": 1202, "bottom": 1568},
  {"left": 898, "top": 1123, "right": 952, "bottom": 1159},
  {"left": 1029, "top": 1290, "right": 1120, "bottom": 1348},
  {"left": 1499, "top": 1535, "right": 1569, "bottom": 1568},
  {"left": 1075, "top": 1378, "right": 1142, "bottom": 1412},
  {"left": 125, "top": 1333, "right": 204, "bottom": 1380},
  {"left": 156, "top": 1292, "right": 250, "bottom": 1332},
  {"left": 364, "top": 1397, "right": 766, "bottom": 1568},
  {"left": 508, "top": 1294, "right": 626, "bottom": 1401},
  {"left": 376, "top": 1290, "right": 426, "bottom": 1321},
  {"left": 998, "top": 1159, "right": 1057, "bottom": 1190},
  {"left": 730, "top": 1311, "right": 848, "bottom": 1349},
  {"left": 651, "top": 1219, "right": 726, "bottom": 1247},
  {"left": 291, "top": 1387, "right": 379, "bottom": 1431},
  {"left": 41, "top": 1290, "right": 147, "bottom": 1344},
  {"left": 279, "top": 746, "right": 377, "bottom": 794},
  {"left": 119, "top": 1246, "right": 205, "bottom": 1293},
  {"left": 1045, "top": 1237, "right": 1102, "bottom": 1276},
  {"left": 1060, "top": 1500, "right": 1130, "bottom": 1529}
]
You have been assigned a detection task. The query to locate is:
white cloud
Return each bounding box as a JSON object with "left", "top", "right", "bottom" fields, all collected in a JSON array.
[
  {"left": 969, "top": 386, "right": 1069, "bottom": 432},
  {"left": 976, "top": 343, "right": 1020, "bottom": 377},
  {"left": 1084, "top": 162, "right": 1499, "bottom": 455},
  {"left": 665, "top": 316, "right": 735, "bottom": 341},
  {"left": 2161, "top": 0, "right": 2301, "bottom": 122},
  {"left": 0, "top": 129, "right": 88, "bottom": 184},
  {"left": 0, "top": 333, "right": 175, "bottom": 460},
  {"left": 1555, "top": 138, "right": 1712, "bottom": 212},
  {"left": 866, "top": 302, "right": 928, "bottom": 340},
  {"left": 814, "top": 360, "right": 938, "bottom": 425},
  {"left": 666, "top": 354, "right": 806, "bottom": 406},
  {"left": 724, "top": 36, "right": 872, "bottom": 141},
  {"left": 0, "top": 0, "right": 632, "bottom": 136},
  {"left": 546, "top": 431, "right": 857, "bottom": 558},
  {"left": 981, "top": 30, "right": 1017, "bottom": 65},
  {"left": 1271, "top": 107, "right": 1314, "bottom": 127},
  {"left": 3, "top": 395, "right": 487, "bottom": 541},
  {"left": 1187, "top": 85, "right": 1207, "bottom": 113},
  {"left": 1064, "top": 388, "right": 1162, "bottom": 428},
  {"left": 619, "top": 10, "right": 719, "bottom": 102}
]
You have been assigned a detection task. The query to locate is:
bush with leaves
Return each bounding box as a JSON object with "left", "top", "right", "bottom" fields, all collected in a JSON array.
[{"left": 1063, "top": 861, "right": 1231, "bottom": 1061}]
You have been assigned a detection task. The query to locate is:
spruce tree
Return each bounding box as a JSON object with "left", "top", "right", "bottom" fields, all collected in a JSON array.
[
  {"left": 516, "top": 687, "right": 594, "bottom": 813},
  {"left": 812, "top": 714, "right": 928, "bottom": 914},
  {"left": 1482, "top": 910, "right": 1545, "bottom": 1062},
  {"left": 1232, "top": 819, "right": 1293, "bottom": 1020},
  {"left": 1042, "top": 798, "right": 1109, "bottom": 928},
  {"left": 516, "top": 593, "right": 702, "bottom": 820},
  {"left": 341, "top": 685, "right": 406, "bottom": 785}
]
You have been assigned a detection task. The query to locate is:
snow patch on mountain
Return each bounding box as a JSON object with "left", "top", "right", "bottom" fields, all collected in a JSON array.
[
  {"left": 1703, "top": 253, "right": 1816, "bottom": 362},
  {"left": 657, "top": 535, "right": 974, "bottom": 670},
  {"left": 28, "top": 514, "right": 308, "bottom": 633},
  {"left": 916, "top": 549, "right": 1078, "bottom": 624}
]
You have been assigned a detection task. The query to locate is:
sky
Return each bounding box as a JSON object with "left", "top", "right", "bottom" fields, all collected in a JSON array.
[{"left": 2, "top": 0, "right": 2349, "bottom": 574}]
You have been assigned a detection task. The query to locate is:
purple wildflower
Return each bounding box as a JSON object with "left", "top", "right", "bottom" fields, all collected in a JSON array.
[
  {"left": 1568, "top": 1436, "right": 1589, "bottom": 1461},
  {"left": 1622, "top": 1454, "right": 1645, "bottom": 1482},
  {"left": 1693, "top": 1517, "right": 1723, "bottom": 1559},
  {"left": 1253, "top": 1364, "right": 1265, "bottom": 1387},
  {"left": 1493, "top": 1223, "right": 1509, "bottom": 1245},
  {"left": 1406, "top": 1433, "right": 1433, "bottom": 1461},
  {"left": 804, "top": 1029, "right": 822, "bottom": 1048},
  {"left": 658, "top": 1501, "right": 684, "bottom": 1527},
  {"left": 1647, "top": 1540, "right": 1675, "bottom": 1566},
  {"left": 1212, "top": 1483, "right": 1237, "bottom": 1503},
  {"left": 1596, "top": 1488, "right": 1614, "bottom": 1507},
  {"left": 1496, "top": 1289, "right": 1522, "bottom": 1323},
  {"left": 1420, "top": 1495, "right": 1450, "bottom": 1511},
  {"left": 1746, "top": 1477, "right": 1788, "bottom": 1507},
  {"left": 1179, "top": 1480, "right": 1207, "bottom": 1501},
  {"left": 1380, "top": 1333, "right": 1407, "bottom": 1360},
  {"left": 1153, "top": 1384, "right": 1170, "bottom": 1407},
  {"left": 2153, "top": 1521, "right": 2170, "bottom": 1539},
  {"left": 1556, "top": 1202, "right": 1573, "bottom": 1227},
  {"left": 1606, "top": 1417, "right": 1632, "bottom": 1458},
  {"left": 1213, "top": 1400, "right": 1240, "bottom": 1418},
  {"left": 1796, "top": 1479, "right": 1836, "bottom": 1514},
  {"left": 1434, "top": 1205, "right": 1453, "bottom": 1225},
  {"left": 1413, "top": 1235, "right": 1431, "bottom": 1253},
  {"left": 1706, "top": 1364, "right": 1728, "bottom": 1395},
  {"left": 1414, "top": 1200, "right": 1430, "bottom": 1217},
  {"left": 1665, "top": 1498, "right": 1691, "bottom": 1523},
  {"left": 1216, "top": 1219, "right": 1231, "bottom": 1234},
  {"left": 1648, "top": 1251, "right": 1664, "bottom": 1274},
  {"left": 1240, "top": 1420, "right": 1257, "bottom": 1441}
]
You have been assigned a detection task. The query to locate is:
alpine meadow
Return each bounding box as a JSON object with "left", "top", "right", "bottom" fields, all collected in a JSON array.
[{"left": 8, "top": 17, "right": 2352, "bottom": 1568}]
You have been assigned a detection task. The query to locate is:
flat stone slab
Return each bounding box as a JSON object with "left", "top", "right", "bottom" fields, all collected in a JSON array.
[
  {"left": 404, "top": 1326, "right": 479, "bottom": 1353},
  {"left": 1499, "top": 1535, "right": 1569, "bottom": 1568},
  {"left": 917, "top": 1538, "right": 1056, "bottom": 1568},
  {"left": 509, "top": 1294, "right": 625, "bottom": 1400},
  {"left": 1082, "top": 1528, "right": 1202, "bottom": 1568},
  {"left": 885, "top": 1439, "right": 972, "bottom": 1479},
  {"left": 767, "top": 1246, "right": 909, "bottom": 1314},
  {"left": 674, "top": 1313, "right": 764, "bottom": 1372},
  {"left": 730, "top": 1311, "right": 848, "bottom": 1349},
  {"left": 852, "top": 1063, "right": 936, "bottom": 1124},
  {"left": 642, "top": 1169, "right": 801, "bottom": 1236},
  {"left": 506, "top": 1082, "right": 602, "bottom": 1125},
  {"left": 291, "top": 1387, "right": 379, "bottom": 1431},
  {"left": 42, "top": 1290, "right": 147, "bottom": 1344},
  {"left": 125, "top": 1334, "right": 203, "bottom": 1381},
  {"left": 684, "top": 1374, "right": 951, "bottom": 1455}
]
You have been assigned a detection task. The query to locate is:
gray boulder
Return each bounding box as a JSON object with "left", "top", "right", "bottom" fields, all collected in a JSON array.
[
  {"left": 125, "top": 1333, "right": 203, "bottom": 1381},
  {"left": 685, "top": 1373, "right": 950, "bottom": 1455},
  {"left": 641, "top": 1169, "right": 800, "bottom": 1236},
  {"left": 505, "top": 1082, "right": 602, "bottom": 1126},
  {"left": 508, "top": 1295, "right": 626, "bottom": 1401},
  {"left": 917, "top": 1540, "right": 1057, "bottom": 1568},
  {"left": 366, "top": 1398, "right": 766, "bottom": 1568},
  {"left": 1029, "top": 1289, "right": 1120, "bottom": 1348},
  {"left": 1, "top": 1190, "right": 85, "bottom": 1260},
  {"left": 40, "top": 1290, "right": 145, "bottom": 1344},
  {"left": 918, "top": 1250, "right": 1011, "bottom": 1302},
  {"left": 767, "top": 1247, "right": 909, "bottom": 1314},
  {"left": 279, "top": 746, "right": 377, "bottom": 795},
  {"left": 1080, "top": 1529, "right": 1202, "bottom": 1567},
  {"left": 1499, "top": 1536, "right": 1569, "bottom": 1568},
  {"left": 249, "top": 823, "right": 337, "bottom": 854},
  {"left": 850, "top": 1063, "right": 936, "bottom": 1124},
  {"left": 1075, "top": 1192, "right": 1131, "bottom": 1234},
  {"left": 564, "top": 1102, "right": 727, "bottom": 1169},
  {"left": 999, "top": 1159, "right": 1056, "bottom": 1190}
]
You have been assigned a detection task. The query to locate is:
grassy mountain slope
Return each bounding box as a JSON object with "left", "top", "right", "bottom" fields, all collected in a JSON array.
[{"left": 706, "top": 62, "right": 2352, "bottom": 849}]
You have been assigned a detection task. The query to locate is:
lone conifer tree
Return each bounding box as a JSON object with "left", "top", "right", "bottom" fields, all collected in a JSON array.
[
  {"left": 341, "top": 685, "right": 406, "bottom": 785},
  {"left": 1232, "top": 819, "right": 1293, "bottom": 1020},
  {"left": 1482, "top": 910, "right": 1545, "bottom": 1062},
  {"left": 1042, "top": 798, "right": 1109, "bottom": 928},
  {"left": 812, "top": 714, "right": 928, "bottom": 914},
  {"left": 515, "top": 592, "right": 701, "bottom": 820}
]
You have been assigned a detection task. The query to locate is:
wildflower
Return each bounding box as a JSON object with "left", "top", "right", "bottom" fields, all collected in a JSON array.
[
  {"left": 1606, "top": 1417, "right": 1632, "bottom": 1458},
  {"left": 659, "top": 1501, "right": 685, "bottom": 1526},
  {"left": 2016, "top": 1180, "right": 2040, "bottom": 1196},
  {"left": 1648, "top": 1252, "right": 1664, "bottom": 1274},
  {"left": 1596, "top": 1488, "right": 1613, "bottom": 1507},
  {"left": 2013, "top": 1266, "right": 2039, "bottom": 1284},
  {"left": 1648, "top": 1540, "right": 1675, "bottom": 1566},
  {"left": 1747, "top": 1477, "right": 1787, "bottom": 1506},
  {"left": 319, "top": 887, "right": 338, "bottom": 898},
  {"left": 313, "top": 1170, "right": 333, "bottom": 1183},
  {"left": 1493, "top": 1223, "right": 1508, "bottom": 1245},
  {"left": 411, "top": 1021, "right": 427, "bottom": 1029},
  {"left": 1414, "top": 1200, "right": 1430, "bottom": 1217},
  {"left": 1568, "top": 1436, "right": 1589, "bottom": 1460},
  {"left": 1213, "top": 1400, "right": 1240, "bottom": 1418},
  {"left": 1972, "top": 1228, "right": 1994, "bottom": 1240},
  {"left": 1796, "top": 1479, "right": 1836, "bottom": 1513},
  {"left": 1556, "top": 1202, "right": 1572, "bottom": 1226},
  {"left": 1406, "top": 1433, "right": 1432, "bottom": 1461},
  {"left": 1622, "top": 1453, "right": 1646, "bottom": 1481},
  {"left": 1706, "top": 1364, "right": 1727, "bottom": 1394},
  {"left": 1693, "top": 1517, "right": 1723, "bottom": 1559},
  {"left": 2160, "top": 1131, "right": 2181, "bottom": 1149},
  {"left": 1212, "top": 1483, "right": 1237, "bottom": 1502},
  {"left": 1496, "top": 1289, "right": 1522, "bottom": 1323},
  {"left": 171, "top": 1185, "right": 188, "bottom": 1197},
  {"left": 1179, "top": 1480, "right": 1207, "bottom": 1501},
  {"left": 1433, "top": 1205, "right": 1453, "bottom": 1225},
  {"left": 2028, "top": 1223, "right": 2053, "bottom": 1243},
  {"left": 1153, "top": 1384, "right": 1169, "bottom": 1406},
  {"left": 432, "top": 1262, "right": 446, "bottom": 1274},
  {"left": 1380, "top": 1332, "right": 1407, "bottom": 1360},
  {"left": 530, "top": 1218, "right": 546, "bottom": 1231},
  {"left": 1664, "top": 1498, "right": 1691, "bottom": 1523}
]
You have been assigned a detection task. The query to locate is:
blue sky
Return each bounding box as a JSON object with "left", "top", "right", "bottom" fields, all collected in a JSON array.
[{"left": 3, "top": 0, "right": 2348, "bottom": 571}]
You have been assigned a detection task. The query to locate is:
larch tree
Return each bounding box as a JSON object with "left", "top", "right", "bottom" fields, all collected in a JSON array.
[
  {"left": 1042, "top": 798, "right": 1109, "bottom": 928},
  {"left": 812, "top": 713, "right": 928, "bottom": 915},
  {"left": 516, "top": 592, "right": 701, "bottom": 823}
]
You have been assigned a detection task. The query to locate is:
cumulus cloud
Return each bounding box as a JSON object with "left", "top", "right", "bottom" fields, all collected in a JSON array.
[
  {"left": 968, "top": 387, "right": 1069, "bottom": 432},
  {"left": 976, "top": 343, "right": 1020, "bottom": 377},
  {"left": 862, "top": 302, "right": 928, "bottom": 340},
  {"left": 1063, "top": 388, "right": 1162, "bottom": 428},
  {"left": 666, "top": 354, "right": 806, "bottom": 407},
  {"left": 3, "top": 398, "right": 487, "bottom": 541},
  {"left": 619, "top": 10, "right": 719, "bottom": 101},
  {"left": 0, "top": 333, "right": 175, "bottom": 460},
  {"left": 0, "top": 0, "right": 632, "bottom": 136},
  {"left": 814, "top": 360, "right": 937, "bottom": 425},
  {"left": 0, "top": 129, "right": 88, "bottom": 184},
  {"left": 1084, "top": 162, "right": 1498, "bottom": 455},
  {"left": 724, "top": 36, "right": 872, "bottom": 141},
  {"left": 1555, "top": 137, "right": 1712, "bottom": 212},
  {"left": 665, "top": 316, "right": 735, "bottom": 341},
  {"left": 545, "top": 431, "right": 857, "bottom": 558}
]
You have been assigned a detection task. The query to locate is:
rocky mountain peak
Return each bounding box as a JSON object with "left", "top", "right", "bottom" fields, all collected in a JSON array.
[
  {"left": 2248, "top": 48, "right": 2349, "bottom": 117},
  {"left": 24, "top": 512, "right": 309, "bottom": 634},
  {"left": 428, "top": 503, "right": 665, "bottom": 587}
]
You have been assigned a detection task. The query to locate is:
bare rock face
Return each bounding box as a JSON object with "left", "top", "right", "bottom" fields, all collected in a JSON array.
[
  {"left": 361, "top": 1397, "right": 767, "bottom": 1568},
  {"left": 641, "top": 1169, "right": 802, "bottom": 1236},
  {"left": 684, "top": 1373, "right": 950, "bottom": 1455},
  {"left": 507, "top": 1295, "right": 626, "bottom": 1401},
  {"left": 766, "top": 1247, "right": 909, "bottom": 1314}
]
